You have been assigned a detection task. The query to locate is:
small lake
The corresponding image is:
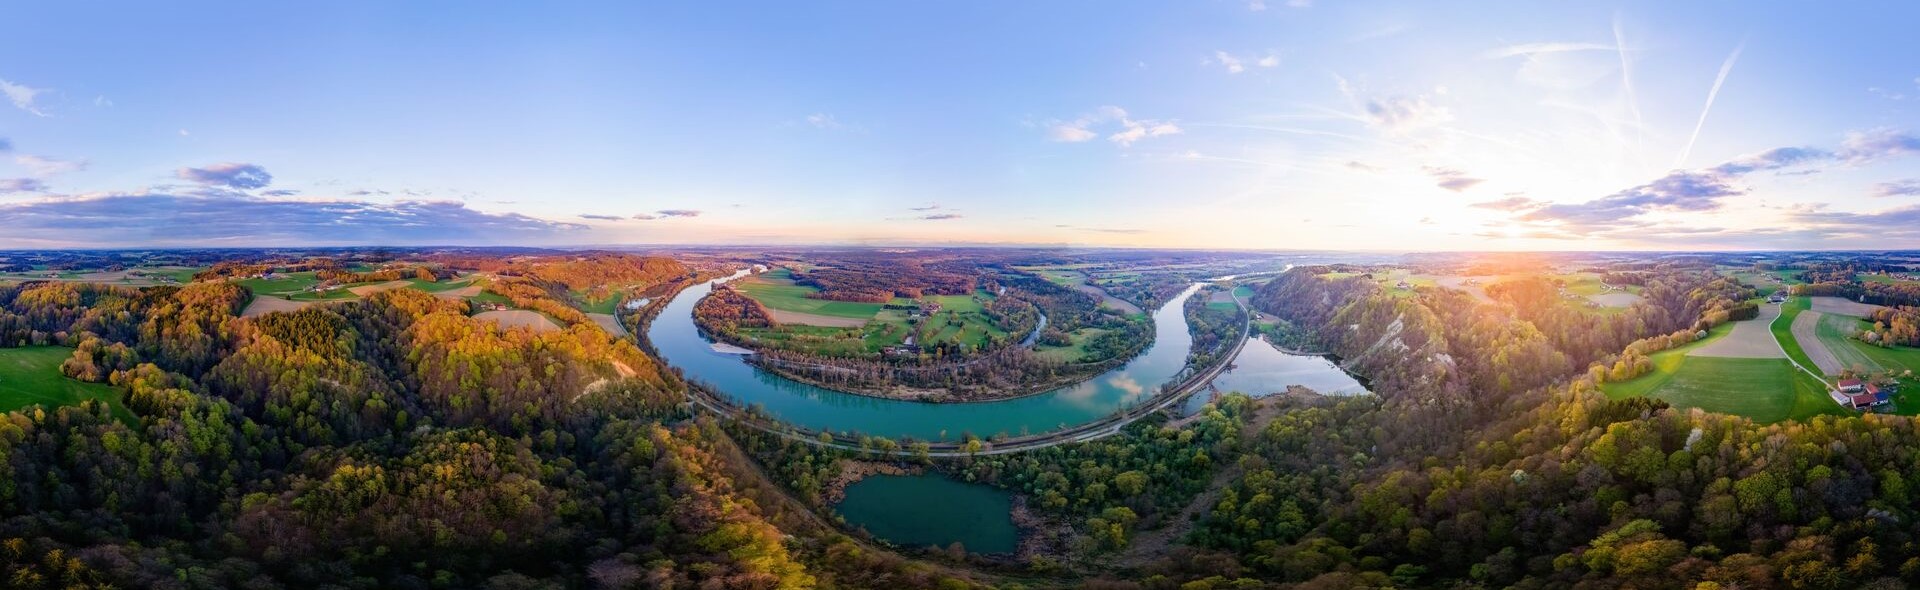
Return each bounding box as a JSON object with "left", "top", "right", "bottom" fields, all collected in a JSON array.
[
  {"left": 834, "top": 474, "right": 1018, "bottom": 554},
  {"left": 1183, "top": 335, "right": 1369, "bottom": 414}
]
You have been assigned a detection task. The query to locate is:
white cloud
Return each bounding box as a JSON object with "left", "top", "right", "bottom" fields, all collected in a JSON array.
[
  {"left": 1362, "top": 95, "right": 1453, "bottom": 134},
  {"left": 1215, "top": 51, "right": 1245, "bottom": 74},
  {"left": 1212, "top": 51, "right": 1279, "bottom": 74},
  {"left": 1286, "top": 0, "right": 1311, "bottom": 7},
  {"left": 1048, "top": 124, "right": 1098, "bottom": 142},
  {"left": 0, "top": 78, "right": 50, "bottom": 116},
  {"left": 1247, "top": 0, "right": 1266, "bottom": 11},
  {"left": 1108, "top": 119, "right": 1182, "bottom": 146},
  {"left": 1047, "top": 106, "right": 1177, "bottom": 146},
  {"left": 805, "top": 113, "right": 841, "bottom": 129},
  {"left": 15, "top": 155, "right": 85, "bottom": 177}
]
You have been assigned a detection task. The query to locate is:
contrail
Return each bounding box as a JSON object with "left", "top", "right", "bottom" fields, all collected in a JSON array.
[
  {"left": 1613, "top": 14, "right": 1646, "bottom": 172},
  {"left": 1676, "top": 42, "right": 1746, "bottom": 168}
]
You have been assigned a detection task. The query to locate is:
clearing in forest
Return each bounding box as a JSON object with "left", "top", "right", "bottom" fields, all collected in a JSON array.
[
  {"left": 0, "top": 346, "right": 135, "bottom": 422},
  {"left": 476, "top": 310, "right": 563, "bottom": 333},
  {"left": 736, "top": 269, "right": 885, "bottom": 321},
  {"left": 240, "top": 296, "right": 314, "bottom": 317},
  {"left": 1604, "top": 318, "right": 1838, "bottom": 423}
]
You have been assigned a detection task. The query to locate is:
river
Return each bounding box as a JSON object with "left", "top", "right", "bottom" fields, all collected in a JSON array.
[
  {"left": 1182, "top": 335, "right": 1370, "bottom": 414},
  {"left": 647, "top": 273, "right": 1201, "bottom": 440}
]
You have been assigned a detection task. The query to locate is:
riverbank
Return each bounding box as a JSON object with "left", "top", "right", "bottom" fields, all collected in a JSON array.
[{"left": 823, "top": 460, "right": 922, "bottom": 504}]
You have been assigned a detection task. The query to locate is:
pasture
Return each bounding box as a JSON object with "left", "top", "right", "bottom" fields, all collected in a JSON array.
[
  {"left": 737, "top": 269, "right": 887, "bottom": 320},
  {"left": 1603, "top": 319, "right": 1839, "bottom": 423},
  {"left": 0, "top": 346, "right": 135, "bottom": 423}
]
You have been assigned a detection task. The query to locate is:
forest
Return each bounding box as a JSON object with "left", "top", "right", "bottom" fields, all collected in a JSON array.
[{"left": 0, "top": 265, "right": 996, "bottom": 589}]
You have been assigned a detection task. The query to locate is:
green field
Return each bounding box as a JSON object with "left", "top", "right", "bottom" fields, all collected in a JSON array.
[
  {"left": 1602, "top": 317, "right": 1840, "bottom": 423},
  {"left": 234, "top": 271, "right": 322, "bottom": 294},
  {"left": 1036, "top": 327, "right": 1108, "bottom": 362},
  {"left": 1812, "top": 313, "right": 1920, "bottom": 412},
  {"left": 408, "top": 276, "right": 473, "bottom": 293},
  {"left": 737, "top": 269, "right": 888, "bottom": 319},
  {"left": 0, "top": 346, "right": 135, "bottom": 423}
]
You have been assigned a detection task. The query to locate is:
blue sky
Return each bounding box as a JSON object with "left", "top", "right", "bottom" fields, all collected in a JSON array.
[{"left": 2, "top": 1, "right": 1918, "bottom": 249}]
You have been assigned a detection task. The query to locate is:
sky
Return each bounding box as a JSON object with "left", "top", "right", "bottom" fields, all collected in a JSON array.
[{"left": 3, "top": 1, "right": 1920, "bottom": 251}]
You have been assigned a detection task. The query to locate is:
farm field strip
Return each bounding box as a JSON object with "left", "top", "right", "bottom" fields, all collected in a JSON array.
[{"left": 1687, "top": 303, "right": 1784, "bottom": 359}]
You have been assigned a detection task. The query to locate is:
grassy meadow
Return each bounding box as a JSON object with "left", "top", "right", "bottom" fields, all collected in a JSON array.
[{"left": 0, "top": 346, "right": 135, "bottom": 423}]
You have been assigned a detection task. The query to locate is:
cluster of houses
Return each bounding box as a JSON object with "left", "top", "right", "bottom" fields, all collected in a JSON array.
[
  {"left": 472, "top": 301, "right": 511, "bottom": 312},
  {"left": 1831, "top": 377, "right": 1898, "bottom": 411}
]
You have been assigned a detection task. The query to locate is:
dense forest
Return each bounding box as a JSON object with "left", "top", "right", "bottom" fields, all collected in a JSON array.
[{"left": 0, "top": 272, "right": 996, "bottom": 589}]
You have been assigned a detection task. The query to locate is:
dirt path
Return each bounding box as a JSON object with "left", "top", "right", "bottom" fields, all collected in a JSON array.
[
  {"left": 1689, "top": 304, "right": 1784, "bottom": 358},
  {"left": 1792, "top": 310, "right": 1845, "bottom": 375},
  {"left": 240, "top": 296, "right": 313, "bottom": 317}
]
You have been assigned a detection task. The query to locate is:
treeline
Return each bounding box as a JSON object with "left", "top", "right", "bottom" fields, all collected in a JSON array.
[
  {"left": 1795, "top": 280, "right": 1920, "bottom": 308},
  {"left": 314, "top": 264, "right": 447, "bottom": 283},
  {"left": 694, "top": 284, "right": 777, "bottom": 329},
  {"left": 1183, "top": 287, "right": 1246, "bottom": 373},
  {"left": 789, "top": 257, "right": 978, "bottom": 302},
  {"left": 1863, "top": 306, "right": 1920, "bottom": 347}
]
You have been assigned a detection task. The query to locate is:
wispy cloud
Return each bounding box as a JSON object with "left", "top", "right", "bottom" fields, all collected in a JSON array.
[
  {"left": 1512, "top": 139, "right": 1884, "bottom": 236},
  {"left": 1361, "top": 95, "right": 1453, "bottom": 134},
  {"left": 1046, "top": 106, "right": 1182, "bottom": 147},
  {"left": 15, "top": 155, "right": 85, "bottom": 177},
  {"left": 918, "top": 213, "right": 963, "bottom": 220},
  {"left": 1470, "top": 196, "right": 1543, "bottom": 211},
  {"left": 0, "top": 194, "right": 586, "bottom": 248},
  {"left": 805, "top": 113, "right": 842, "bottom": 130},
  {"left": 1872, "top": 179, "right": 1920, "bottom": 197},
  {"left": 656, "top": 209, "right": 701, "bottom": 218},
  {"left": 177, "top": 162, "right": 273, "bottom": 190},
  {"left": 0, "top": 78, "right": 50, "bottom": 116},
  {"left": 1480, "top": 42, "right": 1614, "bottom": 59},
  {"left": 579, "top": 214, "right": 625, "bottom": 221},
  {"left": 1840, "top": 128, "right": 1920, "bottom": 162},
  {"left": 1210, "top": 50, "right": 1280, "bottom": 74},
  {"left": 909, "top": 203, "right": 942, "bottom": 211},
  {"left": 1423, "top": 166, "right": 1485, "bottom": 192},
  {"left": 0, "top": 178, "right": 47, "bottom": 194}
]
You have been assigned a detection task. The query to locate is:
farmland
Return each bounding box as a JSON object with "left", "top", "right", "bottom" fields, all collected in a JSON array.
[
  {"left": 0, "top": 346, "right": 135, "bottom": 423},
  {"left": 736, "top": 269, "right": 890, "bottom": 320},
  {"left": 1602, "top": 315, "right": 1840, "bottom": 423}
]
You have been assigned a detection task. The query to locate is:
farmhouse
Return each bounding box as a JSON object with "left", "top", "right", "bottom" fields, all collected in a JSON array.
[{"left": 1829, "top": 378, "right": 1892, "bottom": 410}]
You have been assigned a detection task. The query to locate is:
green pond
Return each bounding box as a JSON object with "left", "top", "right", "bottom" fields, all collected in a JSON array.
[{"left": 834, "top": 473, "right": 1018, "bottom": 554}]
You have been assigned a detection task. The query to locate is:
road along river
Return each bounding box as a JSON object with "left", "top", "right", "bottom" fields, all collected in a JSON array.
[{"left": 647, "top": 273, "right": 1205, "bottom": 441}]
